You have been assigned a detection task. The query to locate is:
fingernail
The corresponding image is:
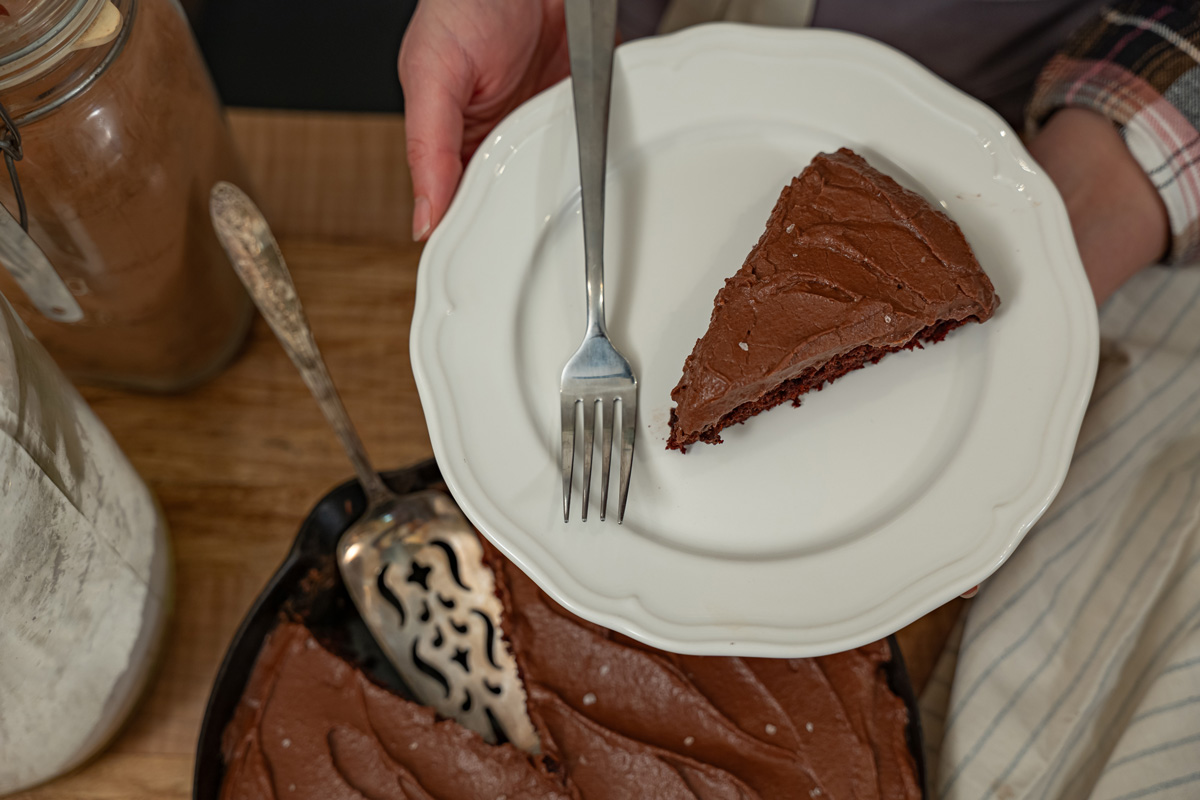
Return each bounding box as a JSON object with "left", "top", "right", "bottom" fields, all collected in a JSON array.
[
  {"left": 413, "top": 195, "right": 431, "bottom": 242},
  {"left": 961, "top": 585, "right": 980, "bottom": 599}
]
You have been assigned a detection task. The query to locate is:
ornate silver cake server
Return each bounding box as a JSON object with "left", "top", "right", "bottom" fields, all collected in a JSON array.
[{"left": 209, "top": 182, "right": 539, "bottom": 753}]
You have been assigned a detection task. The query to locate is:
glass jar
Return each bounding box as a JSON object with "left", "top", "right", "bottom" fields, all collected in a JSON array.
[
  {"left": 0, "top": 0, "right": 252, "bottom": 391},
  {"left": 0, "top": 289, "right": 170, "bottom": 793}
]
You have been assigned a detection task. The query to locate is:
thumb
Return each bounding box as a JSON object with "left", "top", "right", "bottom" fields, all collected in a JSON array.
[{"left": 400, "top": 43, "right": 470, "bottom": 242}]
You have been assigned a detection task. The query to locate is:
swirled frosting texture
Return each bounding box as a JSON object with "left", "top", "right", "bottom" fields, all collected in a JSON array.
[
  {"left": 221, "top": 550, "right": 920, "bottom": 799},
  {"left": 668, "top": 148, "right": 998, "bottom": 450}
]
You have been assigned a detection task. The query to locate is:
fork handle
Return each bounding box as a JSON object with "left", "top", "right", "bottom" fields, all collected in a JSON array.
[{"left": 564, "top": 0, "right": 618, "bottom": 339}]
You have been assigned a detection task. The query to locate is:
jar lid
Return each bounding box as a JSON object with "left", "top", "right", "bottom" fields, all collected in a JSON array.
[{"left": 0, "top": 0, "right": 105, "bottom": 89}]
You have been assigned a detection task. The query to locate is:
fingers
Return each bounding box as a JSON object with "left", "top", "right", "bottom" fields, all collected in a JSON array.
[
  {"left": 960, "top": 585, "right": 980, "bottom": 599},
  {"left": 399, "top": 23, "right": 471, "bottom": 242}
]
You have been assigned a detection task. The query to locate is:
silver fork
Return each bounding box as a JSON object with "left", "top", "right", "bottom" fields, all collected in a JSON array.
[{"left": 560, "top": 0, "right": 637, "bottom": 523}]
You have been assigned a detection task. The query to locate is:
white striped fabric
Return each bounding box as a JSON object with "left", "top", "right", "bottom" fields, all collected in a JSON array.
[{"left": 923, "top": 264, "right": 1200, "bottom": 800}]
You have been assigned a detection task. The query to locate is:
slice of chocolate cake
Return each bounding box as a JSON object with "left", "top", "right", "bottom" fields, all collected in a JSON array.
[{"left": 667, "top": 148, "right": 999, "bottom": 451}]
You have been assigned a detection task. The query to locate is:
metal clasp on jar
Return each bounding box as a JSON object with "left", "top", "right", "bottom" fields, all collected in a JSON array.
[{"left": 0, "top": 99, "right": 82, "bottom": 323}]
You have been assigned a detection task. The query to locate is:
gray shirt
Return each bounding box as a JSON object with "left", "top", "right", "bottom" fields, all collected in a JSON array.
[{"left": 620, "top": 0, "right": 1110, "bottom": 125}]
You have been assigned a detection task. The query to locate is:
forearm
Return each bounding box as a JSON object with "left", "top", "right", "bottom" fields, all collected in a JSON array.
[
  {"left": 1026, "top": 108, "right": 1169, "bottom": 307},
  {"left": 1022, "top": 2, "right": 1200, "bottom": 306}
]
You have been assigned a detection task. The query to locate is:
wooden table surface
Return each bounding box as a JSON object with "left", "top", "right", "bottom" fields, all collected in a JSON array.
[{"left": 12, "top": 108, "right": 961, "bottom": 799}]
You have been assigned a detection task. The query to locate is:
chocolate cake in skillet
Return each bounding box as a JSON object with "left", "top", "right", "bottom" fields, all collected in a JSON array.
[
  {"left": 668, "top": 148, "right": 999, "bottom": 451},
  {"left": 220, "top": 537, "right": 922, "bottom": 799}
]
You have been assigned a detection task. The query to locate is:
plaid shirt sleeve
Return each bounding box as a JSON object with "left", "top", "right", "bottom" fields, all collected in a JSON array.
[{"left": 1027, "top": 2, "right": 1200, "bottom": 264}]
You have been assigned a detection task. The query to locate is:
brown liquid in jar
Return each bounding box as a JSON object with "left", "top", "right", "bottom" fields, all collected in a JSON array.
[{"left": 0, "top": 0, "right": 252, "bottom": 391}]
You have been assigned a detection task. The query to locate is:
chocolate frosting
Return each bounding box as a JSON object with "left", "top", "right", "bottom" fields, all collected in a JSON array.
[
  {"left": 491, "top": 552, "right": 920, "bottom": 799},
  {"left": 221, "top": 547, "right": 920, "bottom": 799},
  {"left": 669, "top": 148, "right": 998, "bottom": 446},
  {"left": 220, "top": 622, "right": 571, "bottom": 800}
]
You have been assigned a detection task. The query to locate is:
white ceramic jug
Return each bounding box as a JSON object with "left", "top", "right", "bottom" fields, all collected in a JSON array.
[{"left": 0, "top": 292, "right": 170, "bottom": 794}]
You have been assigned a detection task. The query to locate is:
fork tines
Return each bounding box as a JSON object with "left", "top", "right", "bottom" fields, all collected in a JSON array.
[{"left": 561, "top": 391, "right": 635, "bottom": 523}]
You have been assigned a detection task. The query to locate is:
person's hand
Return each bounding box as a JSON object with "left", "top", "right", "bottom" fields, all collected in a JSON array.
[
  {"left": 399, "top": 0, "right": 571, "bottom": 241},
  {"left": 1026, "top": 107, "right": 1170, "bottom": 306}
]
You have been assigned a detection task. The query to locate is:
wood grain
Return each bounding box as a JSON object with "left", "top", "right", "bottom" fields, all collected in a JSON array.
[
  {"left": 11, "top": 108, "right": 959, "bottom": 799},
  {"left": 228, "top": 109, "right": 414, "bottom": 245}
]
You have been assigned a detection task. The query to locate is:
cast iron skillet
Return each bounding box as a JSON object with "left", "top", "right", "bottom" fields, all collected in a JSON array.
[{"left": 193, "top": 459, "right": 926, "bottom": 798}]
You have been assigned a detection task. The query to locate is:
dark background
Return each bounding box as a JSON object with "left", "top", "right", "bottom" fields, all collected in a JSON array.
[{"left": 184, "top": 0, "right": 419, "bottom": 113}]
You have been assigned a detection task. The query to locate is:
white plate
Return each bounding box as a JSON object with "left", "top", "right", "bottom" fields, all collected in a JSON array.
[{"left": 411, "top": 25, "right": 1098, "bottom": 657}]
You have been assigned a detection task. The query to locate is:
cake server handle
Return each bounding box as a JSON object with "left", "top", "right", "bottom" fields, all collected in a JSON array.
[
  {"left": 564, "top": 0, "right": 617, "bottom": 340},
  {"left": 208, "top": 181, "right": 391, "bottom": 507}
]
